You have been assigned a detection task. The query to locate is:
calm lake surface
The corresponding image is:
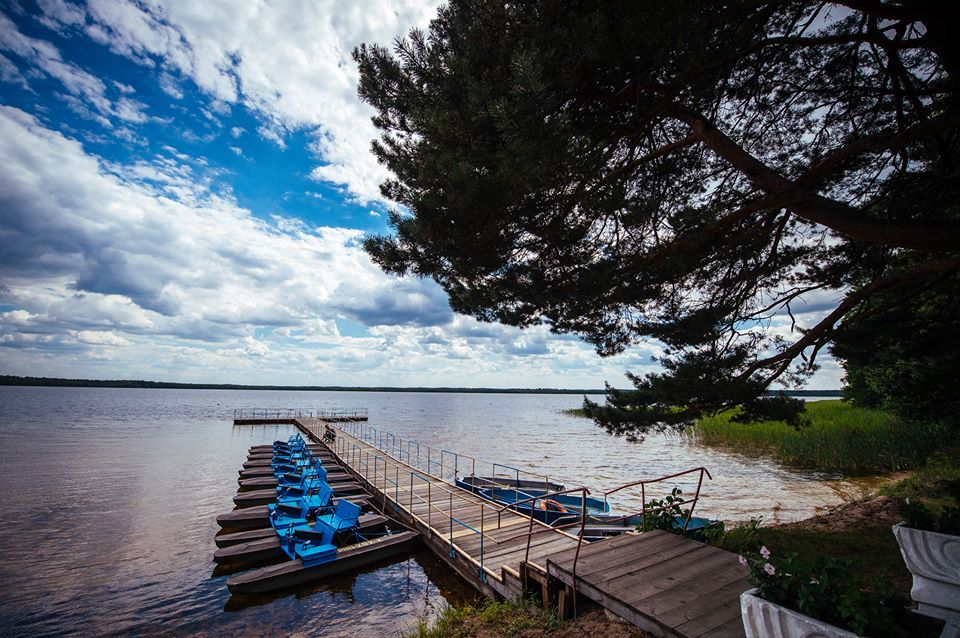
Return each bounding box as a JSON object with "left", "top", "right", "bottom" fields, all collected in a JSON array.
[{"left": 0, "top": 386, "right": 872, "bottom": 636}]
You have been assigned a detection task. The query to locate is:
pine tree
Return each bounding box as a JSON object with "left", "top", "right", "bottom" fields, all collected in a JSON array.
[{"left": 355, "top": 1, "right": 960, "bottom": 439}]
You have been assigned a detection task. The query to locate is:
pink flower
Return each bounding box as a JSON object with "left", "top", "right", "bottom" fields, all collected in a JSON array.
[
  {"left": 760, "top": 546, "right": 771, "bottom": 559},
  {"left": 764, "top": 562, "right": 776, "bottom": 576},
  {"left": 738, "top": 555, "right": 748, "bottom": 566}
]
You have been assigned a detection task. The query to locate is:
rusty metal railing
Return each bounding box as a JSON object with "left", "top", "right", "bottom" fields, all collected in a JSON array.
[{"left": 563, "top": 466, "right": 714, "bottom": 611}]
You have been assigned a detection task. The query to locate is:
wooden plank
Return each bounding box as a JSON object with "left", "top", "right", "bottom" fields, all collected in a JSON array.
[
  {"left": 549, "top": 530, "right": 670, "bottom": 570},
  {"left": 603, "top": 548, "right": 734, "bottom": 602},
  {"left": 516, "top": 538, "right": 584, "bottom": 570},
  {"left": 672, "top": 579, "right": 751, "bottom": 637},
  {"left": 563, "top": 533, "right": 690, "bottom": 579},
  {"left": 701, "top": 616, "right": 747, "bottom": 638},
  {"left": 574, "top": 539, "right": 699, "bottom": 586},
  {"left": 550, "top": 536, "right": 701, "bottom": 588},
  {"left": 484, "top": 533, "right": 576, "bottom": 565},
  {"left": 453, "top": 516, "right": 546, "bottom": 548},
  {"left": 639, "top": 559, "right": 748, "bottom": 619},
  {"left": 544, "top": 570, "right": 680, "bottom": 638},
  {"left": 458, "top": 527, "right": 557, "bottom": 558}
]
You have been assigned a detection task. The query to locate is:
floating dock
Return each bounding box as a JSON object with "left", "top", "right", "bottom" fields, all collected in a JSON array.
[
  {"left": 238, "top": 413, "right": 750, "bottom": 637},
  {"left": 233, "top": 408, "right": 368, "bottom": 425}
]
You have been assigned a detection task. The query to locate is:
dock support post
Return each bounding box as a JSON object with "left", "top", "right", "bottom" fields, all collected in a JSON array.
[{"left": 557, "top": 585, "right": 575, "bottom": 620}]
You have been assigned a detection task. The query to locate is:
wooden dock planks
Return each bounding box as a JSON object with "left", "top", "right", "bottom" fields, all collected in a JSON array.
[{"left": 547, "top": 530, "right": 750, "bottom": 638}]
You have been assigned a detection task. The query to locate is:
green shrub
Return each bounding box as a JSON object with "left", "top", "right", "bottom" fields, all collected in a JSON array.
[
  {"left": 704, "top": 517, "right": 763, "bottom": 554},
  {"left": 743, "top": 548, "right": 908, "bottom": 637}
]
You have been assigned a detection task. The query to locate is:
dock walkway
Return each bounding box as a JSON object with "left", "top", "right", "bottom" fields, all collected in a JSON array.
[
  {"left": 547, "top": 530, "right": 749, "bottom": 637},
  {"left": 241, "top": 414, "right": 750, "bottom": 637},
  {"left": 296, "top": 416, "right": 581, "bottom": 599}
]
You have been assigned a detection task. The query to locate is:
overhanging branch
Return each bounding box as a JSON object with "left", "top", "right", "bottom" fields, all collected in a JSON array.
[{"left": 737, "top": 257, "right": 960, "bottom": 381}]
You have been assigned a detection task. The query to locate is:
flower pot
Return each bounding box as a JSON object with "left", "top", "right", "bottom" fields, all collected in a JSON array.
[
  {"left": 893, "top": 523, "right": 960, "bottom": 623},
  {"left": 740, "top": 588, "right": 858, "bottom": 638}
]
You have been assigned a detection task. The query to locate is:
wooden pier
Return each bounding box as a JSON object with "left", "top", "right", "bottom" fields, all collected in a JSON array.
[
  {"left": 251, "top": 415, "right": 750, "bottom": 637},
  {"left": 233, "top": 408, "right": 368, "bottom": 425},
  {"left": 295, "top": 416, "right": 582, "bottom": 599}
]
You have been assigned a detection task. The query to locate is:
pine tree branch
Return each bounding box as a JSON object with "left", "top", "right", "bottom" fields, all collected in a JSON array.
[
  {"left": 737, "top": 257, "right": 960, "bottom": 381},
  {"left": 673, "top": 106, "right": 960, "bottom": 251}
]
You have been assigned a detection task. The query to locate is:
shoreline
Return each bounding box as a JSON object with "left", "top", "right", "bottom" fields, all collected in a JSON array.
[{"left": 0, "top": 374, "right": 842, "bottom": 396}]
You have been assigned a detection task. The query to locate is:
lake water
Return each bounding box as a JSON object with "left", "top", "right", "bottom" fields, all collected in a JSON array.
[{"left": 0, "top": 386, "right": 871, "bottom": 636}]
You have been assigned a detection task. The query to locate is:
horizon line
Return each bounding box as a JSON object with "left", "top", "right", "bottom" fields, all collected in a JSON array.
[{"left": 0, "top": 375, "right": 844, "bottom": 395}]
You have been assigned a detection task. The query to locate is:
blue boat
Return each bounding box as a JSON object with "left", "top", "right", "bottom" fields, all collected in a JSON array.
[
  {"left": 484, "top": 486, "right": 611, "bottom": 525},
  {"left": 267, "top": 484, "right": 336, "bottom": 531},
  {"left": 586, "top": 512, "right": 718, "bottom": 541},
  {"left": 457, "top": 475, "right": 565, "bottom": 494},
  {"left": 275, "top": 499, "right": 364, "bottom": 566},
  {"left": 456, "top": 474, "right": 718, "bottom": 538}
]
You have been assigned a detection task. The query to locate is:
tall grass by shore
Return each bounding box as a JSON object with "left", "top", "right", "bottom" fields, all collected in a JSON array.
[{"left": 685, "top": 400, "right": 948, "bottom": 473}]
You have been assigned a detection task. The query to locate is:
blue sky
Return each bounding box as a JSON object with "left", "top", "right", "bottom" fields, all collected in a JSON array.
[{"left": 0, "top": 0, "right": 843, "bottom": 388}]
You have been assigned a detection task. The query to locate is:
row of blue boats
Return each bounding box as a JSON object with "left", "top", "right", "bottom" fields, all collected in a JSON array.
[{"left": 214, "top": 434, "right": 417, "bottom": 594}]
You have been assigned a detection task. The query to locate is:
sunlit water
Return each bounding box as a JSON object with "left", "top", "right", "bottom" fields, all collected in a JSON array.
[{"left": 0, "top": 387, "right": 876, "bottom": 636}]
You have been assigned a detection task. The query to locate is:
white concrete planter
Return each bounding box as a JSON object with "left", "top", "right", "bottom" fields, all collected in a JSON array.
[
  {"left": 893, "top": 523, "right": 960, "bottom": 623},
  {"left": 740, "top": 588, "right": 858, "bottom": 638}
]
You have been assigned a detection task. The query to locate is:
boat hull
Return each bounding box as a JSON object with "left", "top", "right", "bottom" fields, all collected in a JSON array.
[
  {"left": 242, "top": 455, "right": 335, "bottom": 469},
  {"left": 216, "top": 498, "right": 371, "bottom": 530},
  {"left": 237, "top": 471, "right": 351, "bottom": 490},
  {"left": 233, "top": 482, "right": 367, "bottom": 508},
  {"left": 213, "top": 514, "right": 388, "bottom": 563},
  {"left": 226, "top": 530, "right": 419, "bottom": 594},
  {"left": 457, "top": 476, "right": 565, "bottom": 493},
  {"left": 215, "top": 527, "right": 278, "bottom": 548}
]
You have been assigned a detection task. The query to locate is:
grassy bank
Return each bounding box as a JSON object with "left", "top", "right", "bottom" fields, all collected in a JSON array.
[
  {"left": 686, "top": 400, "right": 948, "bottom": 473},
  {"left": 409, "top": 599, "right": 648, "bottom": 638},
  {"left": 880, "top": 447, "right": 960, "bottom": 514}
]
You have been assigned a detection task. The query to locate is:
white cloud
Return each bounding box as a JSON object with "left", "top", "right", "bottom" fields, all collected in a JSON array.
[
  {"left": 0, "top": 12, "right": 153, "bottom": 125},
  {"left": 35, "top": 0, "right": 441, "bottom": 204},
  {"left": 0, "top": 106, "right": 645, "bottom": 387}
]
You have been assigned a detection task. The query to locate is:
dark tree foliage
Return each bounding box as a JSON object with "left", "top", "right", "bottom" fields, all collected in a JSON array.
[
  {"left": 355, "top": 1, "right": 960, "bottom": 440},
  {"left": 830, "top": 275, "right": 960, "bottom": 426}
]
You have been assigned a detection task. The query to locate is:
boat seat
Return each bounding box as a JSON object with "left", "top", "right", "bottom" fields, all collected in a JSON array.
[
  {"left": 273, "top": 458, "right": 314, "bottom": 473},
  {"left": 315, "top": 499, "right": 362, "bottom": 532},
  {"left": 272, "top": 483, "right": 335, "bottom": 519},
  {"left": 295, "top": 543, "right": 337, "bottom": 566},
  {"left": 278, "top": 461, "right": 325, "bottom": 485},
  {"left": 269, "top": 487, "right": 335, "bottom": 531}
]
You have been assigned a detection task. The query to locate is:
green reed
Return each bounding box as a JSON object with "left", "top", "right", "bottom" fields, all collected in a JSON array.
[{"left": 686, "top": 400, "right": 948, "bottom": 473}]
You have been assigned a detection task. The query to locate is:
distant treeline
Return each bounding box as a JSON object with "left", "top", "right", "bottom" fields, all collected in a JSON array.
[
  {"left": 0, "top": 375, "right": 606, "bottom": 394},
  {"left": 0, "top": 375, "right": 842, "bottom": 396}
]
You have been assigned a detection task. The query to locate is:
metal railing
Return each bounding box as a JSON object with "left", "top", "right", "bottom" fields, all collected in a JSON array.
[
  {"left": 331, "top": 420, "right": 577, "bottom": 495},
  {"left": 568, "top": 467, "right": 714, "bottom": 588},
  {"left": 330, "top": 431, "right": 524, "bottom": 583},
  {"left": 322, "top": 420, "right": 715, "bottom": 605}
]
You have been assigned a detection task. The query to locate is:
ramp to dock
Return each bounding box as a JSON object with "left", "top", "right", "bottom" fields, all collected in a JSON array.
[{"left": 547, "top": 530, "right": 749, "bottom": 637}]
